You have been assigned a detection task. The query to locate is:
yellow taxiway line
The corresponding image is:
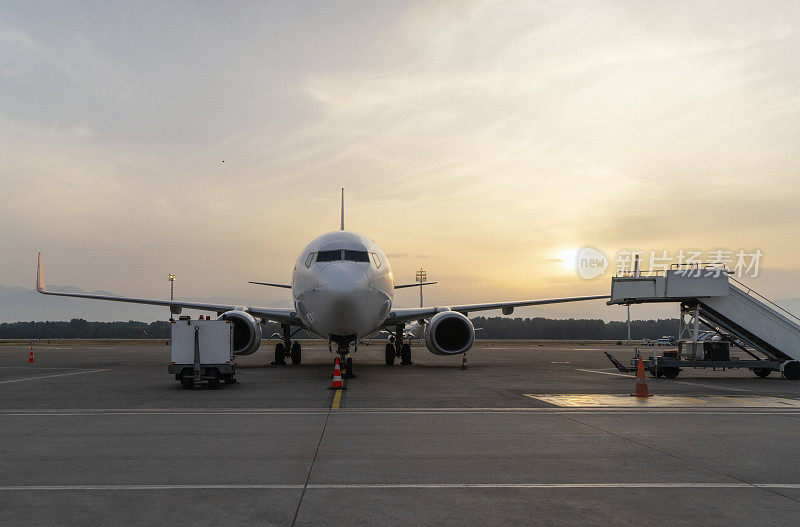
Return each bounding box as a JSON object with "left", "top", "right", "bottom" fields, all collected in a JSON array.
[{"left": 331, "top": 389, "right": 343, "bottom": 409}]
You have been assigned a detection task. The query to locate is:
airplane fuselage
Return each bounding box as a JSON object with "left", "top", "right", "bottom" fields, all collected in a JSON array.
[{"left": 291, "top": 230, "right": 394, "bottom": 342}]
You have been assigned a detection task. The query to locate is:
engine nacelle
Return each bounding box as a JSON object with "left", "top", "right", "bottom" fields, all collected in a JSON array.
[
  {"left": 217, "top": 310, "right": 262, "bottom": 355},
  {"left": 424, "top": 311, "right": 475, "bottom": 355}
]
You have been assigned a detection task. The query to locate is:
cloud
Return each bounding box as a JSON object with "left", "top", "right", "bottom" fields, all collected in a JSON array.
[{"left": 1, "top": 1, "right": 799, "bottom": 319}]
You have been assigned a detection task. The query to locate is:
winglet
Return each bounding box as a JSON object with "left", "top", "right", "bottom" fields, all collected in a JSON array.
[
  {"left": 36, "top": 252, "right": 46, "bottom": 293},
  {"left": 340, "top": 187, "right": 345, "bottom": 231}
]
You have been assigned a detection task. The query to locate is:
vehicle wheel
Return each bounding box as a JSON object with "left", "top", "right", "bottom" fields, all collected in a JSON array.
[
  {"left": 385, "top": 343, "right": 395, "bottom": 366},
  {"left": 291, "top": 341, "right": 302, "bottom": 365},
  {"left": 180, "top": 377, "right": 193, "bottom": 389},
  {"left": 753, "top": 368, "right": 771, "bottom": 378},
  {"left": 649, "top": 370, "right": 660, "bottom": 378},
  {"left": 401, "top": 343, "right": 412, "bottom": 365},
  {"left": 663, "top": 367, "right": 680, "bottom": 379},
  {"left": 274, "top": 343, "right": 285, "bottom": 365},
  {"left": 208, "top": 375, "right": 219, "bottom": 390},
  {"left": 783, "top": 361, "right": 800, "bottom": 380}
]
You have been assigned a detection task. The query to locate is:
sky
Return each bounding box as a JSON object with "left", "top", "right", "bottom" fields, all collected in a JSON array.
[{"left": 1, "top": 1, "right": 799, "bottom": 322}]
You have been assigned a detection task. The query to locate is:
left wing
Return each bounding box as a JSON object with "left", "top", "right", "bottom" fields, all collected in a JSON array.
[
  {"left": 384, "top": 294, "right": 610, "bottom": 326},
  {"left": 249, "top": 281, "right": 292, "bottom": 289},
  {"left": 36, "top": 253, "right": 302, "bottom": 325}
]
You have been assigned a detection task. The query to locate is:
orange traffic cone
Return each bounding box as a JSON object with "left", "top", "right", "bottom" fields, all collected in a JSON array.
[
  {"left": 27, "top": 350, "right": 35, "bottom": 364},
  {"left": 328, "top": 357, "right": 346, "bottom": 390},
  {"left": 631, "top": 355, "right": 652, "bottom": 397}
]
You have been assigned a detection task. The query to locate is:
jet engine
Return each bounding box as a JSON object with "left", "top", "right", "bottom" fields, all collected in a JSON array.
[
  {"left": 217, "top": 310, "right": 262, "bottom": 355},
  {"left": 424, "top": 311, "right": 475, "bottom": 355}
]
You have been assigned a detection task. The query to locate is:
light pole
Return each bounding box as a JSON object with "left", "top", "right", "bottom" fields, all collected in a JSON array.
[
  {"left": 416, "top": 268, "right": 426, "bottom": 307},
  {"left": 168, "top": 274, "right": 175, "bottom": 302},
  {"left": 167, "top": 274, "right": 176, "bottom": 321}
]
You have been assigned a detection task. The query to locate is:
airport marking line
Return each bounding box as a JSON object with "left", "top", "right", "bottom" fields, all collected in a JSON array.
[
  {"left": 3, "top": 407, "right": 800, "bottom": 416},
  {"left": 331, "top": 389, "right": 343, "bottom": 410},
  {"left": 577, "top": 368, "right": 758, "bottom": 393},
  {"left": 1, "top": 483, "right": 799, "bottom": 491},
  {"left": 525, "top": 394, "right": 800, "bottom": 408},
  {"left": 575, "top": 368, "right": 629, "bottom": 378},
  {"left": 0, "top": 369, "right": 111, "bottom": 384}
]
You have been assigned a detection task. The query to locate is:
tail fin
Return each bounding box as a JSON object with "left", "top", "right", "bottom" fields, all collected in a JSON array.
[{"left": 340, "top": 187, "right": 344, "bottom": 230}]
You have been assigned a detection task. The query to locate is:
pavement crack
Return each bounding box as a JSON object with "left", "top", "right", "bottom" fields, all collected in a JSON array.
[{"left": 291, "top": 401, "right": 334, "bottom": 526}]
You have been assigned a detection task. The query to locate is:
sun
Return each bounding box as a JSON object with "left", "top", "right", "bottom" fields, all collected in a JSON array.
[{"left": 554, "top": 248, "right": 579, "bottom": 271}]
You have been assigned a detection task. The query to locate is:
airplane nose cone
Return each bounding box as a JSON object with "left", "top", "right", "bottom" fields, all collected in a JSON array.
[
  {"left": 317, "top": 262, "right": 369, "bottom": 291},
  {"left": 316, "top": 263, "right": 371, "bottom": 335}
]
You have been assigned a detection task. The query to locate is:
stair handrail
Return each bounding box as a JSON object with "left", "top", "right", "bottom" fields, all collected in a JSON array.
[
  {"left": 614, "top": 270, "right": 665, "bottom": 277},
  {"left": 729, "top": 275, "right": 800, "bottom": 325}
]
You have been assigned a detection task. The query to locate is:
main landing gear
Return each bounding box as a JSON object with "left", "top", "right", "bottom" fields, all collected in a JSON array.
[
  {"left": 271, "top": 323, "right": 302, "bottom": 366},
  {"left": 385, "top": 324, "right": 412, "bottom": 366}
]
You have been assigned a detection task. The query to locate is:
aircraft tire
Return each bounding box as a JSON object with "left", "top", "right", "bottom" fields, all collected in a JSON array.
[
  {"left": 291, "top": 341, "right": 302, "bottom": 365},
  {"left": 401, "top": 343, "right": 412, "bottom": 365},
  {"left": 273, "top": 343, "right": 286, "bottom": 365},
  {"left": 385, "top": 343, "right": 395, "bottom": 366}
]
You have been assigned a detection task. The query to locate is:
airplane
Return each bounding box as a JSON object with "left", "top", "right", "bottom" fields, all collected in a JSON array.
[{"left": 35, "top": 190, "right": 609, "bottom": 376}]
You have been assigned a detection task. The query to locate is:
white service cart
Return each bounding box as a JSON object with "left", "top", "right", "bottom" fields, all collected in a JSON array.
[{"left": 168, "top": 317, "right": 236, "bottom": 389}]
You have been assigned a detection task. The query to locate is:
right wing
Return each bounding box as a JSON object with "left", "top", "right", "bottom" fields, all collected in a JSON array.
[
  {"left": 36, "top": 253, "right": 301, "bottom": 325},
  {"left": 394, "top": 282, "right": 438, "bottom": 289},
  {"left": 384, "top": 294, "right": 610, "bottom": 326}
]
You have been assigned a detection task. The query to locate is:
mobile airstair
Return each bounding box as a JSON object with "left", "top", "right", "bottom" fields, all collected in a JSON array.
[{"left": 606, "top": 265, "right": 800, "bottom": 380}]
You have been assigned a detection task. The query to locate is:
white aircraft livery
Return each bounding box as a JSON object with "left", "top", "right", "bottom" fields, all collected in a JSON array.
[{"left": 36, "top": 191, "right": 608, "bottom": 374}]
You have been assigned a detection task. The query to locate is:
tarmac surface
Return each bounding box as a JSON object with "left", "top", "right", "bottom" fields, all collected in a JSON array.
[{"left": 1, "top": 340, "right": 800, "bottom": 526}]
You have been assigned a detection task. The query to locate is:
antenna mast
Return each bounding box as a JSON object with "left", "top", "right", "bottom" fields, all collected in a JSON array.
[{"left": 340, "top": 188, "right": 344, "bottom": 230}]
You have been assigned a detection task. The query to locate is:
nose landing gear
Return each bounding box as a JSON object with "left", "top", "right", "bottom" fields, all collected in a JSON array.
[{"left": 332, "top": 335, "right": 357, "bottom": 379}]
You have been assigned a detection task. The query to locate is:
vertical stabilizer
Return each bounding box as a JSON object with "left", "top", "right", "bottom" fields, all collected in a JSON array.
[{"left": 340, "top": 188, "right": 344, "bottom": 230}]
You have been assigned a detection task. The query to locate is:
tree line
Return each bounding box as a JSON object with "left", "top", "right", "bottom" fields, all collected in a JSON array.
[
  {"left": 470, "top": 316, "right": 678, "bottom": 340},
  {"left": 0, "top": 317, "right": 678, "bottom": 340}
]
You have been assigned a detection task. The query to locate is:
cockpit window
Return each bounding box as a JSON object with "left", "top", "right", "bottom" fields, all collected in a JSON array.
[
  {"left": 344, "top": 250, "right": 370, "bottom": 262},
  {"left": 317, "top": 250, "right": 342, "bottom": 262},
  {"left": 304, "top": 252, "right": 316, "bottom": 268},
  {"left": 369, "top": 252, "right": 381, "bottom": 268}
]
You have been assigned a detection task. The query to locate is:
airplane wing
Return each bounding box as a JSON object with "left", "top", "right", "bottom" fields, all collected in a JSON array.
[
  {"left": 36, "top": 253, "right": 301, "bottom": 325},
  {"left": 384, "top": 294, "right": 610, "bottom": 326},
  {"left": 248, "top": 281, "right": 292, "bottom": 289},
  {"left": 394, "top": 282, "right": 438, "bottom": 289}
]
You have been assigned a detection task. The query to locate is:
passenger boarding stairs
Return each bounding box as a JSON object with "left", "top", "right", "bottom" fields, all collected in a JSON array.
[{"left": 609, "top": 265, "right": 800, "bottom": 366}]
